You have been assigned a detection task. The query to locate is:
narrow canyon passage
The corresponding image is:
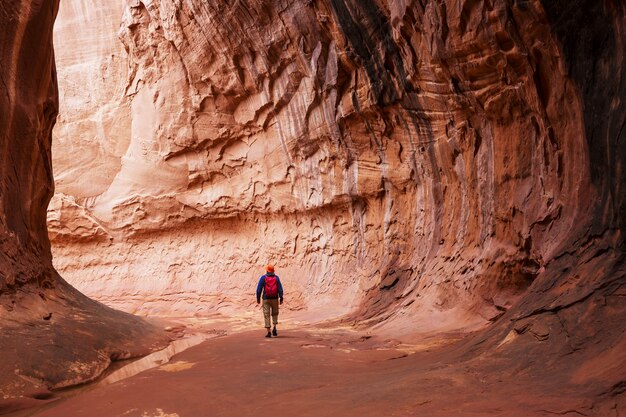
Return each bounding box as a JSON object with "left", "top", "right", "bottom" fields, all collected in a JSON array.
[{"left": 1, "top": 0, "right": 625, "bottom": 416}]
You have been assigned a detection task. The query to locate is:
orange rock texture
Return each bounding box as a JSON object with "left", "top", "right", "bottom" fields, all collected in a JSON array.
[
  {"left": 50, "top": 0, "right": 626, "bottom": 325},
  {"left": 48, "top": 0, "right": 625, "bottom": 409},
  {"left": 1, "top": 0, "right": 624, "bottom": 411},
  {"left": 0, "top": 1, "right": 168, "bottom": 405}
]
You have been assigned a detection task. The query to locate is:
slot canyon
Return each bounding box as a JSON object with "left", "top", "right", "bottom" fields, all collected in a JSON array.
[{"left": 1, "top": 0, "right": 625, "bottom": 416}]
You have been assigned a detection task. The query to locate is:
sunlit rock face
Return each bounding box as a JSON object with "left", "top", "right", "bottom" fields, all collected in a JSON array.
[
  {"left": 50, "top": 0, "right": 625, "bottom": 344},
  {"left": 51, "top": 0, "right": 131, "bottom": 199},
  {"left": 0, "top": 1, "right": 168, "bottom": 401}
]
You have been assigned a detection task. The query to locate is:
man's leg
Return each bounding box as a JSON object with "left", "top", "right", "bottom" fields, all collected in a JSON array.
[
  {"left": 262, "top": 300, "right": 272, "bottom": 335},
  {"left": 270, "top": 299, "right": 279, "bottom": 335}
]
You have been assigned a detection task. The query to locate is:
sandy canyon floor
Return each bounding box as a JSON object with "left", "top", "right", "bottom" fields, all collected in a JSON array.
[{"left": 4, "top": 312, "right": 601, "bottom": 417}]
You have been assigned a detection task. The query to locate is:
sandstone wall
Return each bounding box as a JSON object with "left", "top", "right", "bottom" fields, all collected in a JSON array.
[
  {"left": 0, "top": 0, "right": 622, "bottom": 409},
  {"left": 0, "top": 0, "right": 168, "bottom": 401},
  {"left": 52, "top": 0, "right": 131, "bottom": 199},
  {"left": 50, "top": 0, "right": 625, "bottom": 339},
  {"left": 1, "top": 0, "right": 57, "bottom": 295}
]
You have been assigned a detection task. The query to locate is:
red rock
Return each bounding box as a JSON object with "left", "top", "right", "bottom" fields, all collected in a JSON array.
[
  {"left": 1, "top": 0, "right": 625, "bottom": 414},
  {"left": 0, "top": 0, "right": 169, "bottom": 406}
]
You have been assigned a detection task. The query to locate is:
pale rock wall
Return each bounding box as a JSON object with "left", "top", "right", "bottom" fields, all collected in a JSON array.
[
  {"left": 52, "top": 0, "right": 130, "bottom": 198},
  {"left": 49, "top": 0, "right": 625, "bottom": 339}
]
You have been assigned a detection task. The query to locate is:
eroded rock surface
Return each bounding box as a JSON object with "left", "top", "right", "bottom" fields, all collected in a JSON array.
[
  {"left": 48, "top": 0, "right": 625, "bottom": 412},
  {"left": 0, "top": 0, "right": 168, "bottom": 406},
  {"left": 51, "top": 0, "right": 625, "bottom": 318}
]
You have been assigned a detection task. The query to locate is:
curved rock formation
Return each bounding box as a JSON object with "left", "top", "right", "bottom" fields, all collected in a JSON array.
[
  {"left": 50, "top": 0, "right": 626, "bottom": 321},
  {"left": 35, "top": 0, "right": 626, "bottom": 411},
  {"left": 0, "top": 0, "right": 168, "bottom": 406}
]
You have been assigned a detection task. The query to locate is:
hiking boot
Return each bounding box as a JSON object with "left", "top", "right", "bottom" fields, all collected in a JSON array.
[
  {"left": 272, "top": 326, "right": 277, "bottom": 337},
  {"left": 265, "top": 331, "right": 272, "bottom": 338}
]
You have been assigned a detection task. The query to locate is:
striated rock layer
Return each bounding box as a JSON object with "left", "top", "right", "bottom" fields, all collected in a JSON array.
[
  {"left": 0, "top": 0, "right": 169, "bottom": 405},
  {"left": 49, "top": 0, "right": 625, "bottom": 410},
  {"left": 51, "top": 0, "right": 626, "bottom": 317}
]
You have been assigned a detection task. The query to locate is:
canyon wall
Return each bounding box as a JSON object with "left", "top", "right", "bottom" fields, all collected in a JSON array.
[
  {"left": 50, "top": 0, "right": 625, "bottom": 334},
  {"left": 0, "top": 0, "right": 168, "bottom": 402},
  {"left": 49, "top": 2, "right": 626, "bottom": 406},
  {"left": 0, "top": 0, "right": 621, "bottom": 410}
]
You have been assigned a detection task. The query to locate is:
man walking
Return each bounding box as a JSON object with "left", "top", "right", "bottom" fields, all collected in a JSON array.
[{"left": 256, "top": 264, "right": 284, "bottom": 338}]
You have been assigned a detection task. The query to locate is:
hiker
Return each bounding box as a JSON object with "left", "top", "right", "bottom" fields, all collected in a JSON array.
[{"left": 256, "top": 264, "right": 284, "bottom": 338}]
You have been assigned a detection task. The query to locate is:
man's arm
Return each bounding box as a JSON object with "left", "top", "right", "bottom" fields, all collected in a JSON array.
[{"left": 256, "top": 276, "right": 265, "bottom": 303}]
